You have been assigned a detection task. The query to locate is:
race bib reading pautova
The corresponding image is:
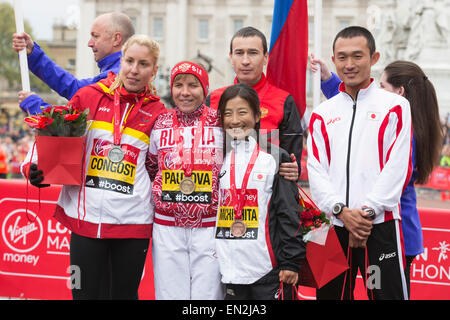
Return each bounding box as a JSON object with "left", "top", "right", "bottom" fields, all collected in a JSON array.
[{"left": 161, "top": 169, "right": 212, "bottom": 204}]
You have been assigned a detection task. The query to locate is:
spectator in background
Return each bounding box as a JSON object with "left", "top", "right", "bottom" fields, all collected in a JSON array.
[
  {"left": 0, "top": 107, "right": 33, "bottom": 179},
  {"left": 441, "top": 144, "right": 450, "bottom": 168},
  {"left": 0, "top": 142, "right": 8, "bottom": 179},
  {"left": 444, "top": 114, "right": 450, "bottom": 145}
]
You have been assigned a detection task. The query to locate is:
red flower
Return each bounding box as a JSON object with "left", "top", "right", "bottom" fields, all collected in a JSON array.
[
  {"left": 24, "top": 116, "right": 54, "bottom": 129},
  {"left": 53, "top": 106, "right": 70, "bottom": 114},
  {"left": 303, "top": 220, "right": 314, "bottom": 228},
  {"left": 301, "top": 210, "right": 314, "bottom": 221},
  {"left": 41, "top": 106, "right": 53, "bottom": 114},
  {"left": 64, "top": 113, "right": 80, "bottom": 121}
]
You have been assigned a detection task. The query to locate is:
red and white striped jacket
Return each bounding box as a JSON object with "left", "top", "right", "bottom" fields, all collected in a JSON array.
[{"left": 307, "top": 80, "right": 412, "bottom": 226}]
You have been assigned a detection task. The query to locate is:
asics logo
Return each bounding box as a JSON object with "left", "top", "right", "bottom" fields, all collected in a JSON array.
[{"left": 379, "top": 252, "right": 396, "bottom": 261}]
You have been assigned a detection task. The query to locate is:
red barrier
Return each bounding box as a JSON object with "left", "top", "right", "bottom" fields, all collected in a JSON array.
[
  {"left": 0, "top": 179, "right": 154, "bottom": 299},
  {"left": 1, "top": 179, "right": 449, "bottom": 300},
  {"left": 417, "top": 167, "right": 450, "bottom": 192}
]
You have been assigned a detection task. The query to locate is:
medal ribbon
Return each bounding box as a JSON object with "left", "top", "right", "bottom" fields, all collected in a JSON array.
[
  {"left": 112, "top": 90, "right": 146, "bottom": 146},
  {"left": 230, "top": 144, "right": 260, "bottom": 220},
  {"left": 171, "top": 106, "right": 208, "bottom": 177}
]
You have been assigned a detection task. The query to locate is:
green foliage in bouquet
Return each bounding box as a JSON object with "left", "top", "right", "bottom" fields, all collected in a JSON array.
[{"left": 24, "top": 106, "right": 89, "bottom": 137}]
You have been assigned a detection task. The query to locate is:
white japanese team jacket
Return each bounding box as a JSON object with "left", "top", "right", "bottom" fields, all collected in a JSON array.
[{"left": 307, "top": 80, "right": 412, "bottom": 226}]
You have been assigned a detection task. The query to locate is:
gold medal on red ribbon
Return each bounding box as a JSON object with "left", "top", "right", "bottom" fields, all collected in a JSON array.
[
  {"left": 172, "top": 107, "right": 208, "bottom": 197},
  {"left": 179, "top": 176, "right": 195, "bottom": 195}
]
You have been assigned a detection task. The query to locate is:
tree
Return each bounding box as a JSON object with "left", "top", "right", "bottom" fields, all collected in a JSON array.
[{"left": 0, "top": 3, "right": 50, "bottom": 93}]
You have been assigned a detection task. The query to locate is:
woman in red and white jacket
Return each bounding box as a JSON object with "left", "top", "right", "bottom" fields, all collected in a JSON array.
[
  {"left": 22, "top": 35, "right": 166, "bottom": 299},
  {"left": 147, "top": 61, "right": 225, "bottom": 299}
]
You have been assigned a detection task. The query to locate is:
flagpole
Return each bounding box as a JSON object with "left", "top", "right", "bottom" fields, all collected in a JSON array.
[
  {"left": 14, "top": 0, "right": 31, "bottom": 93},
  {"left": 313, "top": 0, "right": 322, "bottom": 109}
]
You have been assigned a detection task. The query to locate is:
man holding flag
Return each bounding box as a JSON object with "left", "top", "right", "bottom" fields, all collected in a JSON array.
[{"left": 207, "top": 24, "right": 304, "bottom": 181}]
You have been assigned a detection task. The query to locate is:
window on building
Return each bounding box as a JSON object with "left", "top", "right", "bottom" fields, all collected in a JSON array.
[
  {"left": 233, "top": 18, "right": 244, "bottom": 33},
  {"left": 338, "top": 19, "right": 352, "bottom": 31},
  {"left": 306, "top": 68, "right": 313, "bottom": 96},
  {"left": 153, "top": 17, "right": 163, "bottom": 39},
  {"left": 308, "top": 19, "right": 314, "bottom": 43},
  {"left": 198, "top": 18, "right": 209, "bottom": 41},
  {"left": 130, "top": 17, "right": 137, "bottom": 30}
]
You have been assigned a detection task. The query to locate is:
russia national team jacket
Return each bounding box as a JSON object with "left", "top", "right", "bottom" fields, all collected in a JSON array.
[
  {"left": 215, "top": 136, "right": 305, "bottom": 285},
  {"left": 22, "top": 73, "right": 166, "bottom": 239},
  {"left": 206, "top": 73, "right": 303, "bottom": 176},
  {"left": 148, "top": 104, "right": 224, "bottom": 228},
  {"left": 307, "top": 80, "right": 412, "bottom": 226},
  {"left": 20, "top": 42, "right": 122, "bottom": 115}
]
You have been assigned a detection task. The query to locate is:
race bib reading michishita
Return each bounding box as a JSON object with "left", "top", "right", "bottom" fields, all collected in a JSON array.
[
  {"left": 216, "top": 189, "right": 259, "bottom": 240},
  {"left": 161, "top": 170, "right": 212, "bottom": 204},
  {"left": 85, "top": 139, "right": 139, "bottom": 195}
]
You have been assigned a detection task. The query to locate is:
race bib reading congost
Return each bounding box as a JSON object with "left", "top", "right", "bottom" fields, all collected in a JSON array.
[
  {"left": 161, "top": 169, "right": 212, "bottom": 203},
  {"left": 216, "top": 189, "right": 259, "bottom": 240},
  {"left": 85, "top": 139, "right": 139, "bottom": 195}
]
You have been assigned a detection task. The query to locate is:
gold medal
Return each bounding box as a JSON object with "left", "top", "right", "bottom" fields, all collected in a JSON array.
[
  {"left": 230, "top": 219, "right": 247, "bottom": 238},
  {"left": 179, "top": 176, "right": 195, "bottom": 195}
]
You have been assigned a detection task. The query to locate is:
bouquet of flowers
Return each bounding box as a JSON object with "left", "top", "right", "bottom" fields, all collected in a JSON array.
[
  {"left": 297, "top": 185, "right": 348, "bottom": 289},
  {"left": 300, "top": 199, "right": 330, "bottom": 243},
  {"left": 24, "top": 105, "right": 89, "bottom": 185},
  {"left": 24, "top": 105, "right": 89, "bottom": 137},
  {"left": 298, "top": 186, "right": 331, "bottom": 244}
]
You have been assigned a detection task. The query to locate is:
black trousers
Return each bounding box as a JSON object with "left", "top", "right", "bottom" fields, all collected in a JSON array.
[
  {"left": 69, "top": 232, "right": 149, "bottom": 300},
  {"left": 404, "top": 255, "right": 416, "bottom": 299},
  {"left": 316, "top": 221, "right": 409, "bottom": 300},
  {"left": 224, "top": 269, "right": 298, "bottom": 300}
]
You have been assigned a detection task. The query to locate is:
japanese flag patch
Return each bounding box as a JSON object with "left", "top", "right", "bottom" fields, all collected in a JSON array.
[{"left": 367, "top": 112, "right": 380, "bottom": 121}]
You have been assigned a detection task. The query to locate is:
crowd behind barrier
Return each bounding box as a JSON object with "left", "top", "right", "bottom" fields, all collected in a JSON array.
[{"left": 0, "top": 108, "right": 33, "bottom": 179}]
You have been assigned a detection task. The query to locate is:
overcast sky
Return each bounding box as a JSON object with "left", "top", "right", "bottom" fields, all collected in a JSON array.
[{"left": 1, "top": 0, "right": 80, "bottom": 40}]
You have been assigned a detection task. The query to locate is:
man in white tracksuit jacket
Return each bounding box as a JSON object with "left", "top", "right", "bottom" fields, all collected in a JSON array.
[{"left": 307, "top": 26, "right": 412, "bottom": 300}]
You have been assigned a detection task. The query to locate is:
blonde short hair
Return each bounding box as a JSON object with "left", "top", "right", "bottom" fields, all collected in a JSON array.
[{"left": 110, "top": 34, "right": 160, "bottom": 95}]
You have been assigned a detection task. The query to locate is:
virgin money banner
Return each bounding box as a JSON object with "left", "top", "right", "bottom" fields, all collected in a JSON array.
[
  {"left": 0, "top": 179, "right": 154, "bottom": 299},
  {"left": 410, "top": 208, "right": 450, "bottom": 300},
  {"left": 0, "top": 180, "right": 70, "bottom": 299}
]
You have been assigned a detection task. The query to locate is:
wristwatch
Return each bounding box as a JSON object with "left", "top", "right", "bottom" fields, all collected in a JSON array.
[
  {"left": 332, "top": 202, "right": 345, "bottom": 217},
  {"left": 362, "top": 207, "right": 376, "bottom": 220}
]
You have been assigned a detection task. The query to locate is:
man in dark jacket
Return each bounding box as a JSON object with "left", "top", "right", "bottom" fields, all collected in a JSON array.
[
  {"left": 12, "top": 12, "right": 134, "bottom": 114},
  {"left": 206, "top": 27, "right": 303, "bottom": 181}
]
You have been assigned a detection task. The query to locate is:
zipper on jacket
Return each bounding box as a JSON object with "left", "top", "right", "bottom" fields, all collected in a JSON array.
[
  {"left": 345, "top": 94, "right": 358, "bottom": 207},
  {"left": 96, "top": 103, "right": 131, "bottom": 238}
]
